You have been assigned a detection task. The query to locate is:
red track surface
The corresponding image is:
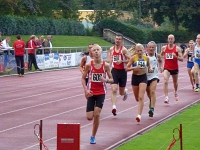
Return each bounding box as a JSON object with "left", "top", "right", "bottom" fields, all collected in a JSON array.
[{"left": 0, "top": 63, "right": 200, "bottom": 150}]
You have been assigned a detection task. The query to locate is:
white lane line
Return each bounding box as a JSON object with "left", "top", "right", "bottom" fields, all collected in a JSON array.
[
  {"left": 0, "top": 74, "right": 186, "bottom": 115},
  {"left": 0, "top": 93, "right": 84, "bottom": 116},
  {"left": 16, "top": 84, "right": 194, "bottom": 150},
  {"left": 0, "top": 85, "right": 83, "bottom": 104}
]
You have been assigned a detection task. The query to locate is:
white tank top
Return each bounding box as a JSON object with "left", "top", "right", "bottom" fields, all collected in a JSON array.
[
  {"left": 194, "top": 45, "right": 200, "bottom": 59},
  {"left": 146, "top": 54, "right": 159, "bottom": 80}
]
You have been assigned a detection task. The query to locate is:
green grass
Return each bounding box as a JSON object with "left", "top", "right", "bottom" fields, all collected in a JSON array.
[
  {"left": 116, "top": 102, "right": 200, "bottom": 150},
  {"left": 2, "top": 35, "right": 112, "bottom": 47}
]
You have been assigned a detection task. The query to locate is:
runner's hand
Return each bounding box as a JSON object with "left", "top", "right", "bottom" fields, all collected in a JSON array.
[
  {"left": 99, "top": 76, "right": 107, "bottom": 83},
  {"left": 85, "top": 90, "right": 93, "bottom": 99}
]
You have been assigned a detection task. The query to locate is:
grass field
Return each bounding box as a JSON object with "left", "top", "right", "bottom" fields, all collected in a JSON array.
[
  {"left": 116, "top": 102, "right": 200, "bottom": 150},
  {"left": 2, "top": 35, "right": 113, "bottom": 47}
]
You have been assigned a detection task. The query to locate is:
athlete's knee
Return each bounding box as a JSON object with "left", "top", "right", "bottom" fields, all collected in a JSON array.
[
  {"left": 195, "top": 70, "right": 199, "bottom": 76},
  {"left": 112, "top": 88, "right": 118, "bottom": 94},
  {"left": 138, "top": 96, "right": 143, "bottom": 101},
  {"left": 164, "top": 79, "right": 168, "bottom": 85},
  {"left": 150, "top": 90, "right": 155, "bottom": 96}
]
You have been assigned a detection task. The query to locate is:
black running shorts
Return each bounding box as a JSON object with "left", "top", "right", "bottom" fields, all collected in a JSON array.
[
  {"left": 111, "top": 68, "right": 127, "bottom": 87},
  {"left": 131, "top": 74, "right": 147, "bottom": 86},
  {"left": 86, "top": 94, "right": 105, "bottom": 112}
]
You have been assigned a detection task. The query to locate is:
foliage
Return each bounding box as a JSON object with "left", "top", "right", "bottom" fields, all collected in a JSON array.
[
  {"left": 0, "top": 0, "right": 80, "bottom": 20},
  {"left": 0, "top": 15, "right": 86, "bottom": 35}
]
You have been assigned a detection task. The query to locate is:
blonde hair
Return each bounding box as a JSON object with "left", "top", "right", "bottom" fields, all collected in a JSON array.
[
  {"left": 135, "top": 43, "right": 144, "bottom": 50},
  {"left": 91, "top": 44, "right": 102, "bottom": 51},
  {"left": 128, "top": 45, "right": 136, "bottom": 56}
]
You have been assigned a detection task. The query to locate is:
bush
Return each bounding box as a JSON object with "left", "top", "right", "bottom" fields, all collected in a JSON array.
[{"left": 0, "top": 15, "right": 86, "bottom": 36}]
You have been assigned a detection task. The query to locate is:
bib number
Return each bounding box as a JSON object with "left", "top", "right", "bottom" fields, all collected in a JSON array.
[
  {"left": 188, "top": 56, "right": 193, "bottom": 62},
  {"left": 166, "top": 53, "right": 173, "bottom": 59},
  {"left": 136, "top": 60, "right": 146, "bottom": 68},
  {"left": 91, "top": 73, "right": 103, "bottom": 82},
  {"left": 113, "top": 55, "right": 121, "bottom": 62},
  {"left": 196, "top": 53, "right": 200, "bottom": 59}
]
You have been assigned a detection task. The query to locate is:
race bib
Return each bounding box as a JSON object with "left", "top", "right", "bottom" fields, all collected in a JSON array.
[
  {"left": 91, "top": 73, "right": 103, "bottom": 82},
  {"left": 113, "top": 55, "right": 121, "bottom": 62},
  {"left": 165, "top": 53, "right": 173, "bottom": 59},
  {"left": 136, "top": 60, "right": 146, "bottom": 68},
  {"left": 196, "top": 53, "right": 200, "bottom": 59},
  {"left": 188, "top": 56, "right": 193, "bottom": 62}
]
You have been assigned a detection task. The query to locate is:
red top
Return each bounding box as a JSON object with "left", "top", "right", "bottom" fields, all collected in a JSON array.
[
  {"left": 28, "top": 40, "right": 38, "bottom": 54},
  {"left": 164, "top": 45, "right": 178, "bottom": 70},
  {"left": 88, "top": 60, "right": 107, "bottom": 95},
  {"left": 111, "top": 46, "right": 125, "bottom": 69},
  {"left": 13, "top": 40, "right": 25, "bottom": 56}
]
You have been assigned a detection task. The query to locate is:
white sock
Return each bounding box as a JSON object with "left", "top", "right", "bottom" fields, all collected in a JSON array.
[
  {"left": 112, "top": 105, "right": 116, "bottom": 109},
  {"left": 165, "top": 96, "right": 168, "bottom": 99}
]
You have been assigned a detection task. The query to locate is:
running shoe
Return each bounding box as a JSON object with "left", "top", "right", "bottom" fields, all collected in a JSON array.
[
  {"left": 148, "top": 109, "right": 154, "bottom": 117},
  {"left": 112, "top": 108, "right": 117, "bottom": 116},
  {"left": 195, "top": 87, "right": 200, "bottom": 92},
  {"left": 174, "top": 93, "right": 178, "bottom": 101},
  {"left": 136, "top": 115, "right": 141, "bottom": 122},
  {"left": 122, "top": 88, "right": 128, "bottom": 101},
  {"left": 90, "top": 136, "right": 96, "bottom": 144},
  {"left": 164, "top": 97, "right": 169, "bottom": 104}
]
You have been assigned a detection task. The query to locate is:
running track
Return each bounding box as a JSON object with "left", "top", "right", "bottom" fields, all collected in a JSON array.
[{"left": 0, "top": 62, "right": 200, "bottom": 150}]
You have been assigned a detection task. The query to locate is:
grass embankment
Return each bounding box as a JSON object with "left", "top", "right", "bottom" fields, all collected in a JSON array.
[
  {"left": 116, "top": 102, "right": 200, "bottom": 150},
  {"left": 3, "top": 35, "right": 112, "bottom": 47}
]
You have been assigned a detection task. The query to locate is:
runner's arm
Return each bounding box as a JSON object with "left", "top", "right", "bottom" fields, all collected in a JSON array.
[
  {"left": 183, "top": 48, "right": 189, "bottom": 59},
  {"left": 105, "top": 62, "right": 114, "bottom": 83},
  {"left": 176, "top": 47, "right": 183, "bottom": 62},
  {"left": 79, "top": 56, "right": 86, "bottom": 74},
  {"left": 122, "top": 48, "right": 131, "bottom": 63},
  {"left": 81, "top": 63, "right": 90, "bottom": 92}
]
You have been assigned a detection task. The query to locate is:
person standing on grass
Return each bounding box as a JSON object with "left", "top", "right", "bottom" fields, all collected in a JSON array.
[
  {"left": 160, "top": 34, "right": 183, "bottom": 104},
  {"left": 146, "top": 41, "right": 162, "bottom": 117},
  {"left": 13, "top": 35, "right": 25, "bottom": 77},
  {"left": 192, "top": 34, "right": 200, "bottom": 92},
  {"left": 183, "top": 40, "right": 195, "bottom": 90},
  {"left": 126, "top": 43, "right": 153, "bottom": 122},
  {"left": 79, "top": 44, "right": 94, "bottom": 85},
  {"left": 107, "top": 33, "right": 130, "bottom": 116},
  {"left": 81, "top": 44, "right": 113, "bottom": 144}
]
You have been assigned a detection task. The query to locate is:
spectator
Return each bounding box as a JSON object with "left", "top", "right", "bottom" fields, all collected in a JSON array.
[
  {"left": 27, "top": 35, "right": 42, "bottom": 71},
  {"left": 1, "top": 37, "right": 13, "bottom": 55},
  {"left": 13, "top": 35, "right": 25, "bottom": 77},
  {"left": 43, "top": 35, "right": 52, "bottom": 54},
  {"left": 35, "top": 37, "right": 42, "bottom": 54}
]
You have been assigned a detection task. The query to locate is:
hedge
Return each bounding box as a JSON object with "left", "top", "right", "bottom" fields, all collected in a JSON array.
[{"left": 0, "top": 15, "right": 86, "bottom": 36}]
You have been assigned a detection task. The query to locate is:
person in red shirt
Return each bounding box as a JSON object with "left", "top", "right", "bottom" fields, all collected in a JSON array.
[
  {"left": 28, "top": 35, "right": 42, "bottom": 71},
  {"left": 13, "top": 35, "right": 25, "bottom": 77},
  {"left": 81, "top": 44, "right": 113, "bottom": 144},
  {"left": 160, "top": 34, "right": 183, "bottom": 104},
  {"left": 107, "top": 34, "right": 130, "bottom": 116}
]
